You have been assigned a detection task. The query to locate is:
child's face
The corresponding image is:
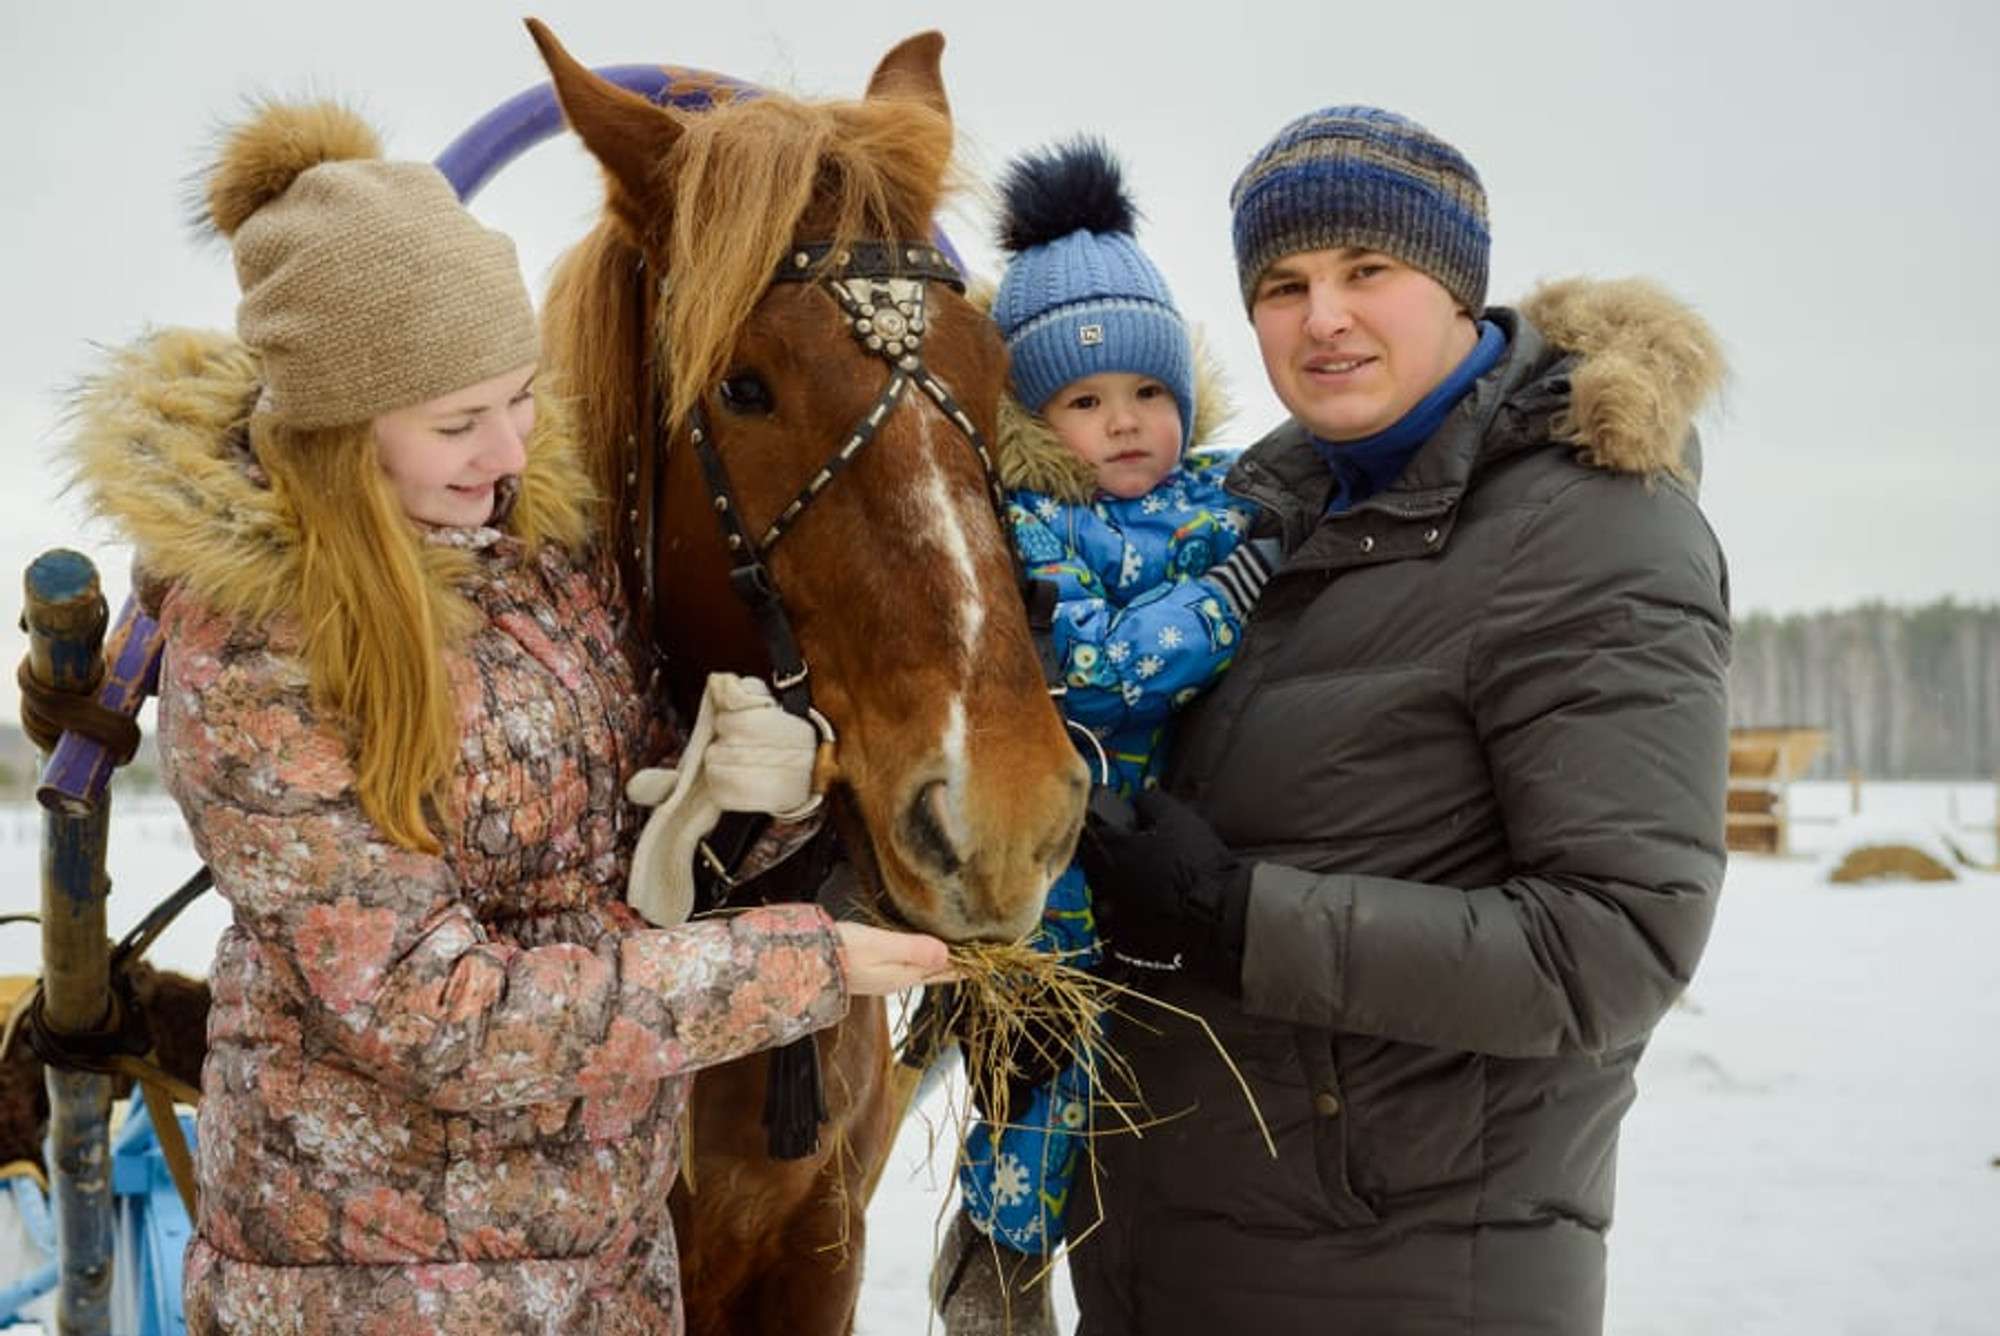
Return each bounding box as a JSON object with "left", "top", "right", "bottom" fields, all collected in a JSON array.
[{"left": 1042, "top": 371, "right": 1183, "bottom": 501}]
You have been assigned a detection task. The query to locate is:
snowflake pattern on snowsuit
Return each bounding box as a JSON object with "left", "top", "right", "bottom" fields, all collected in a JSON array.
[{"left": 960, "top": 450, "right": 1257, "bottom": 1253}]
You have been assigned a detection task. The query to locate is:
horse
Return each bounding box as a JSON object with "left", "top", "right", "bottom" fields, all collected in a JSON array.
[{"left": 525, "top": 21, "right": 1091, "bottom": 1334}]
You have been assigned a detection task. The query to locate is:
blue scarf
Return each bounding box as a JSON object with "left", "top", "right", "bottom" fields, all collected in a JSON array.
[{"left": 1313, "top": 319, "right": 1507, "bottom": 514}]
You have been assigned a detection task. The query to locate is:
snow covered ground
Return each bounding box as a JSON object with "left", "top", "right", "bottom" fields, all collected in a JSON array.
[{"left": 4, "top": 780, "right": 1996, "bottom": 1333}]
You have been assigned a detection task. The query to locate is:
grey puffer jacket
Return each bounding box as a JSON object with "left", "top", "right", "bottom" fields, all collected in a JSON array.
[{"left": 1070, "top": 278, "right": 1731, "bottom": 1336}]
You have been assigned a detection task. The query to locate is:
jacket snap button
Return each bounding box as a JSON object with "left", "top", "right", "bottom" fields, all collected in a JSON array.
[
  {"left": 1313, "top": 1091, "right": 1341, "bottom": 1117},
  {"left": 1357, "top": 536, "right": 1375, "bottom": 554}
]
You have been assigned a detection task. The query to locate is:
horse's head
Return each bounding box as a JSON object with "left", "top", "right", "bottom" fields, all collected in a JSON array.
[{"left": 531, "top": 21, "right": 1089, "bottom": 943}]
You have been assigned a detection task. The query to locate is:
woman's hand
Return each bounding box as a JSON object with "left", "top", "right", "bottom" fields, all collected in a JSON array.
[{"left": 835, "top": 921, "right": 957, "bottom": 996}]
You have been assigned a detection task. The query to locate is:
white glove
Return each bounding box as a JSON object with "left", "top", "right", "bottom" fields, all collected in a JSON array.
[{"left": 626, "top": 673, "right": 824, "bottom": 926}]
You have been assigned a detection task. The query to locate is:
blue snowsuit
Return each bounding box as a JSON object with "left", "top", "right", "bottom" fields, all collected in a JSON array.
[{"left": 958, "top": 448, "right": 1259, "bottom": 1253}]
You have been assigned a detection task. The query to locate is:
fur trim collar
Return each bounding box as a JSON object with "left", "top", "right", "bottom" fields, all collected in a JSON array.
[
  {"left": 1516, "top": 275, "right": 1726, "bottom": 478},
  {"left": 61, "top": 327, "right": 597, "bottom": 619}
]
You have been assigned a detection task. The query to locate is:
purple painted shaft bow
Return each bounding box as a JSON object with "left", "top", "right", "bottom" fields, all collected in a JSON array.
[
  {"left": 435, "top": 64, "right": 755, "bottom": 202},
  {"left": 36, "top": 582, "right": 162, "bottom": 816},
  {"left": 434, "top": 63, "right": 965, "bottom": 268}
]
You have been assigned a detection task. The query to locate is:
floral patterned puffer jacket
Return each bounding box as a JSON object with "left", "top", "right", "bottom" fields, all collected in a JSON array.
[{"left": 64, "top": 328, "right": 849, "bottom": 1334}]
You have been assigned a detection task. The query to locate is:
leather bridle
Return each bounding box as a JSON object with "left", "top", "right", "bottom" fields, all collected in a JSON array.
[{"left": 627, "top": 239, "right": 1032, "bottom": 722}]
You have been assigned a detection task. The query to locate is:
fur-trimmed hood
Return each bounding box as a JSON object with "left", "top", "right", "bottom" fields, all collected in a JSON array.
[
  {"left": 1513, "top": 275, "right": 1725, "bottom": 478},
  {"left": 60, "top": 326, "right": 597, "bottom": 620},
  {"left": 971, "top": 279, "right": 1236, "bottom": 504}
]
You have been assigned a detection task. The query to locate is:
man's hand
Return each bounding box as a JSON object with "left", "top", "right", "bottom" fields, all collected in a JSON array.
[{"left": 1077, "top": 789, "right": 1251, "bottom": 993}]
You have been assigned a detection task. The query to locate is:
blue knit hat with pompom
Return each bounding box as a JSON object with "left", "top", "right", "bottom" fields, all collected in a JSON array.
[{"left": 990, "top": 138, "right": 1195, "bottom": 451}]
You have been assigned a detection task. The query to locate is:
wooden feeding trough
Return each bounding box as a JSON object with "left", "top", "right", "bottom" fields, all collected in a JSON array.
[{"left": 1726, "top": 726, "right": 1829, "bottom": 855}]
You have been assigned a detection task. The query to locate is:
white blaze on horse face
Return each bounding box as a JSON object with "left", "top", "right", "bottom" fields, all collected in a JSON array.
[
  {"left": 939, "top": 698, "right": 971, "bottom": 851},
  {"left": 907, "top": 412, "right": 987, "bottom": 666}
]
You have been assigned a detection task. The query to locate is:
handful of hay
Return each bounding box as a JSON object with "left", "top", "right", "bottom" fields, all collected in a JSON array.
[
  {"left": 881, "top": 940, "right": 1274, "bottom": 1276},
  {"left": 932, "top": 940, "right": 1272, "bottom": 1154},
  {"left": 937, "top": 940, "right": 1121, "bottom": 1132}
]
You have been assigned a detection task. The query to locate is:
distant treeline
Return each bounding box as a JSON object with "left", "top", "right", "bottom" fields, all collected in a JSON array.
[{"left": 1730, "top": 600, "right": 2000, "bottom": 780}]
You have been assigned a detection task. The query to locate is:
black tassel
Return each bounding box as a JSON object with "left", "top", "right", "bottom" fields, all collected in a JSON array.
[
  {"left": 764, "top": 1034, "right": 828, "bottom": 1159},
  {"left": 895, "top": 981, "right": 959, "bottom": 1072}
]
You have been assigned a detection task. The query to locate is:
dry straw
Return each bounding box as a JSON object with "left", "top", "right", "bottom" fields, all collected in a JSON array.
[
  {"left": 939, "top": 940, "right": 1114, "bottom": 1132},
  {"left": 939, "top": 938, "right": 1272, "bottom": 1150},
  {"left": 924, "top": 938, "right": 1276, "bottom": 1284}
]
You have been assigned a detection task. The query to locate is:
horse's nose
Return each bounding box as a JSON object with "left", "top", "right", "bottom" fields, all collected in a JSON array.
[
  {"left": 1040, "top": 763, "right": 1089, "bottom": 880},
  {"left": 890, "top": 753, "right": 1089, "bottom": 942},
  {"left": 899, "top": 778, "right": 965, "bottom": 880}
]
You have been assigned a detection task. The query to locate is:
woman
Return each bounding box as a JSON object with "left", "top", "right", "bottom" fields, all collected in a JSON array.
[{"left": 62, "top": 99, "right": 946, "bottom": 1333}]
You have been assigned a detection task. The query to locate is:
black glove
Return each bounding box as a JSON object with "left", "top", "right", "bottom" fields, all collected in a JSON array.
[{"left": 1077, "top": 788, "right": 1251, "bottom": 994}]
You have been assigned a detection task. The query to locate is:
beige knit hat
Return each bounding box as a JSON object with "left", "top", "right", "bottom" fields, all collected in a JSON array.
[{"left": 206, "top": 101, "right": 539, "bottom": 429}]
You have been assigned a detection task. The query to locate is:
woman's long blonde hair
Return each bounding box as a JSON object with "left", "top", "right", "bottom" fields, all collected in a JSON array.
[{"left": 250, "top": 394, "right": 590, "bottom": 853}]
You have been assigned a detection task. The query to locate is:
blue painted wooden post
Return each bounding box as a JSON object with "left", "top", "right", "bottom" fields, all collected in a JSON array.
[{"left": 23, "top": 548, "right": 118, "bottom": 1336}]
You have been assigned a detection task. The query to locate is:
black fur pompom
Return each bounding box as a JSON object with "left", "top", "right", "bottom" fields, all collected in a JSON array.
[{"left": 996, "top": 137, "right": 1139, "bottom": 254}]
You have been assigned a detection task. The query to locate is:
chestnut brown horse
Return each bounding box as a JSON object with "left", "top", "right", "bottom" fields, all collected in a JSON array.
[{"left": 526, "top": 21, "right": 1089, "bottom": 1335}]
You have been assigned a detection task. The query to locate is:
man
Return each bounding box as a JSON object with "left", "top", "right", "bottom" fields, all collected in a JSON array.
[{"left": 1071, "top": 105, "right": 1732, "bottom": 1335}]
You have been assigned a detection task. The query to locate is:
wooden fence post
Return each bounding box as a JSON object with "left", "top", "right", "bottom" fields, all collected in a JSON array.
[{"left": 23, "top": 548, "right": 117, "bottom": 1336}]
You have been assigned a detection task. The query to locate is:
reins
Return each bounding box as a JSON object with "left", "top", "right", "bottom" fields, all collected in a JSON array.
[{"left": 6, "top": 866, "right": 213, "bottom": 1218}]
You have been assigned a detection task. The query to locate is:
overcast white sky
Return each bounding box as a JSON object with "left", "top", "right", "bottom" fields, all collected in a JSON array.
[{"left": 4, "top": 0, "right": 1996, "bottom": 721}]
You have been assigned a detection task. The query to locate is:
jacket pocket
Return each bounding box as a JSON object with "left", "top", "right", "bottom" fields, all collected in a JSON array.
[
  {"left": 1327, "top": 1033, "right": 1487, "bottom": 1220},
  {"left": 1295, "top": 1029, "right": 1383, "bottom": 1227},
  {"left": 1099, "top": 999, "right": 1379, "bottom": 1232}
]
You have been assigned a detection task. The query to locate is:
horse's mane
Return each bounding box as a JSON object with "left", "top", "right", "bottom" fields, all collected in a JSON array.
[{"left": 542, "top": 86, "right": 956, "bottom": 514}]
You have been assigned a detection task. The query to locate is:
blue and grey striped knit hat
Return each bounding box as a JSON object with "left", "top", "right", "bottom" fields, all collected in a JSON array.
[
  {"left": 991, "top": 138, "right": 1195, "bottom": 451},
  {"left": 1229, "top": 106, "right": 1489, "bottom": 316}
]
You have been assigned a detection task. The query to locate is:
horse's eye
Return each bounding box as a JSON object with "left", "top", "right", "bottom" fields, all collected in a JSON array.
[{"left": 717, "top": 372, "right": 773, "bottom": 415}]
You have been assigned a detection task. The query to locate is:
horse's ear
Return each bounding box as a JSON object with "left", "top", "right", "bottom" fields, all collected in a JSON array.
[
  {"left": 864, "top": 31, "right": 949, "bottom": 117},
  {"left": 525, "top": 18, "right": 684, "bottom": 231}
]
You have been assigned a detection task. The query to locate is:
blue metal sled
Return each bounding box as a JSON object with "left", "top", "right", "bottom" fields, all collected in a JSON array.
[{"left": 0, "top": 1091, "right": 193, "bottom": 1334}]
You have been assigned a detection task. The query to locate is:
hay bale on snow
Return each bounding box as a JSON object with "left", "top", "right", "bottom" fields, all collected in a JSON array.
[{"left": 1826, "top": 843, "right": 1957, "bottom": 884}]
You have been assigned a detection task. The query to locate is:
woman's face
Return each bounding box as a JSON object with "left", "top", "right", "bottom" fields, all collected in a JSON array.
[{"left": 373, "top": 364, "right": 536, "bottom": 528}]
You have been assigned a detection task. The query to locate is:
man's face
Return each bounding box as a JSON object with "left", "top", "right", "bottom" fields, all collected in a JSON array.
[{"left": 1249, "top": 248, "right": 1478, "bottom": 442}]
